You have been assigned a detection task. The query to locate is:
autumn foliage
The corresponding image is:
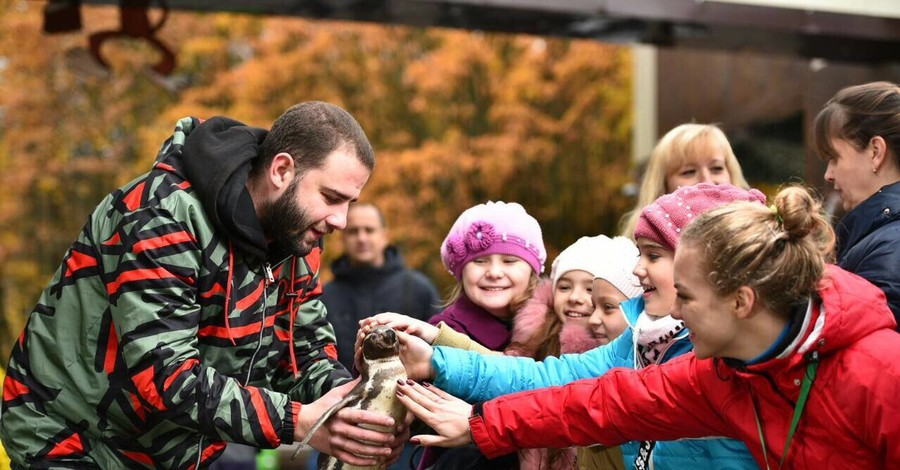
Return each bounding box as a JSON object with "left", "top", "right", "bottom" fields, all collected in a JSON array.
[{"left": 0, "top": 2, "right": 633, "bottom": 363}]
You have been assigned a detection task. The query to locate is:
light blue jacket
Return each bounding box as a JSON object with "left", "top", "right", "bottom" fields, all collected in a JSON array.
[{"left": 432, "top": 297, "right": 755, "bottom": 470}]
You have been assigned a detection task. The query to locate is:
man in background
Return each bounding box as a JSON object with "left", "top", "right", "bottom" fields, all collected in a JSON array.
[{"left": 323, "top": 203, "right": 440, "bottom": 369}]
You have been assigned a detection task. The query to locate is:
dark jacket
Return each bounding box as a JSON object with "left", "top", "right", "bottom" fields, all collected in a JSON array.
[
  {"left": 1, "top": 117, "right": 348, "bottom": 468},
  {"left": 836, "top": 180, "right": 900, "bottom": 327},
  {"left": 322, "top": 246, "right": 440, "bottom": 368}
]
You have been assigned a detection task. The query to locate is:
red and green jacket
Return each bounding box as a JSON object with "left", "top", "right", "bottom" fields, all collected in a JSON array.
[{"left": 1, "top": 117, "right": 350, "bottom": 468}]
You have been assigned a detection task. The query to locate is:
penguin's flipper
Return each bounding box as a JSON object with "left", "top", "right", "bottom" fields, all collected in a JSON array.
[{"left": 290, "top": 386, "right": 362, "bottom": 460}]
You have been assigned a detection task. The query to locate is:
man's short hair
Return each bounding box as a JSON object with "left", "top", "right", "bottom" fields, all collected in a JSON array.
[{"left": 253, "top": 101, "right": 374, "bottom": 177}]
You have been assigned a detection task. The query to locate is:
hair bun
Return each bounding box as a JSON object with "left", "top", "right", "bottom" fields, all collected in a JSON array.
[{"left": 775, "top": 186, "right": 819, "bottom": 240}]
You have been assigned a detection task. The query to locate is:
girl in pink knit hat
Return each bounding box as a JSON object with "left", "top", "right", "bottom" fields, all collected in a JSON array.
[
  {"left": 357, "top": 201, "right": 547, "bottom": 470},
  {"left": 428, "top": 201, "right": 547, "bottom": 351},
  {"left": 357, "top": 200, "right": 548, "bottom": 355}
]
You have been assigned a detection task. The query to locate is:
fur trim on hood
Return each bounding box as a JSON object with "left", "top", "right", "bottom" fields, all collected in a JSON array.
[
  {"left": 505, "top": 279, "right": 554, "bottom": 357},
  {"left": 559, "top": 321, "right": 605, "bottom": 354}
]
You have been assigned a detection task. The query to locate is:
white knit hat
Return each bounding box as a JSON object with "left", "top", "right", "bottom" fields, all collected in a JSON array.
[
  {"left": 590, "top": 236, "right": 642, "bottom": 299},
  {"left": 550, "top": 235, "right": 642, "bottom": 299},
  {"left": 550, "top": 236, "right": 609, "bottom": 287}
]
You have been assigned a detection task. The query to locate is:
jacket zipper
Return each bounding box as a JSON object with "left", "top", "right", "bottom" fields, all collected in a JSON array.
[
  {"left": 245, "top": 262, "right": 275, "bottom": 385},
  {"left": 196, "top": 262, "right": 277, "bottom": 466}
]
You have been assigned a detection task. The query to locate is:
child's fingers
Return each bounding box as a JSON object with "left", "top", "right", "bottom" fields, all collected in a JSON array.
[{"left": 395, "top": 330, "right": 414, "bottom": 345}]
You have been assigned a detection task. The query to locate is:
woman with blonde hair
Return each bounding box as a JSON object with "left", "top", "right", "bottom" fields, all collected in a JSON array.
[
  {"left": 398, "top": 185, "right": 900, "bottom": 468},
  {"left": 620, "top": 123, "right": 748, "bottom": 237}
]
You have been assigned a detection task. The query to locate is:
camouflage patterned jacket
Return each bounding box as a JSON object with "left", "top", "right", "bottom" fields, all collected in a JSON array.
[{"left": 1, "top": 117, "right": 350, "bottom": 468}]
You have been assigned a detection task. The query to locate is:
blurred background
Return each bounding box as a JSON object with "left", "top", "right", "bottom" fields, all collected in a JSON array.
[{"left": 0, "top": 7, "right": 898, "bottom": 464}]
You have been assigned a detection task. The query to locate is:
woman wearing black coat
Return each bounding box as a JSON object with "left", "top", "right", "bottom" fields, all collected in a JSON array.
[{"left": 816, "top": 81, "right": 900, "bottom": 326}]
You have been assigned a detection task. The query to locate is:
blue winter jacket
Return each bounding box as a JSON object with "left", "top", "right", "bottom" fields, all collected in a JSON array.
[
  {"left": 432, "top": 297, "right": 755, "bottom": 470},
  {"left": 836, "top": 181, "right": 900, "bottom": 327}
]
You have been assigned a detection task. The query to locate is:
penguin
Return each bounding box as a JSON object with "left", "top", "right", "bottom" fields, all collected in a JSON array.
[{"left": 291, "top": 325, "right": 408, "bottom": 470}]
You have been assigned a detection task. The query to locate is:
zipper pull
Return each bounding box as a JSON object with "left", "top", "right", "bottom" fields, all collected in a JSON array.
[{"left": 264, "top": 263, "right": 275, "bottom": 285}]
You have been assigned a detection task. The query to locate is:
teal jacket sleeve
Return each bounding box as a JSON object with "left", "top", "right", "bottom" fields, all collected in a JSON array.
[{"left": 432, "top": 328, "right": 635, "bottom": 402}]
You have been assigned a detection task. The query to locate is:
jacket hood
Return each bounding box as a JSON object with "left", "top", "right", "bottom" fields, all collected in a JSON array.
[
  {"left": 810, "top": 265, "right": 897, "bottom": 354},
  {"left": 559, "top": 321, "right": 605, "bottom": 354},
  {"left": 726, "top": 265, "right": 897, "bottom": 383},
  {"left": 330, "top": 245, "right": 405, "bottom": 282},
  {"left": 505, "top": 279, "right": 553, "bottom": 357},
  {"left": 836, "top": 181, "right": 900, "bottom": 260},
  {"left": 176, "top": 116, "right": 270, "bottom": 260}
]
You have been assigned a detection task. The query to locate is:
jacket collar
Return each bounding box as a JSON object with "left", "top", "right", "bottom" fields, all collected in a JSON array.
[
  {"left": 728, "top": 265, "right": 897, "bottom": 375},
  {"left": 621, "top": 296, "right": 645, "bottom": 326},
  {"left": 836, "top": 181, "right": 900, "bottom": 259}
]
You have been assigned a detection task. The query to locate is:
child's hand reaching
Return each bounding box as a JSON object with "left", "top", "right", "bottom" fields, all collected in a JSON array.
[
  {"left": 395, "top": 330, "right": 436, "bottom": 381},
  {"left": 354, "top": 323, "right": 436, "bottom": 381},
  {"left": 360, "top": 312, "right": 440, "bottom": 344},
  {"left": 396, "top": 381, "right": 473, "bottom": 448}
]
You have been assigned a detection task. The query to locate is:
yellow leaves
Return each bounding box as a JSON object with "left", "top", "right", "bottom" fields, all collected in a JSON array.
[{"left": 0, "top": 6, "right": 635, "bottom": 357}]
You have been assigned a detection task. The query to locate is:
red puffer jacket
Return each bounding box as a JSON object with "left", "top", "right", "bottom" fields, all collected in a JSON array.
[{"left": 470, "top": 266, "right": 900, "bottom": 469}]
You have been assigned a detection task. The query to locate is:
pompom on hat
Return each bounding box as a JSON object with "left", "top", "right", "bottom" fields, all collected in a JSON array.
[
  {"left": 551, "top": 235, "right": 641, "bottom": 299},
  {"left": 634, "top": 183, "right": 767, "bottom": 251},
  {"left": 441, "top": 201, "right": 546, "bottom": 280}
]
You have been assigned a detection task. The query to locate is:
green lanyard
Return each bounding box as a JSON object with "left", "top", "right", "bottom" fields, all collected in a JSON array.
[{"left": 752, "top": 352, "right": 819, "bottom": 469}]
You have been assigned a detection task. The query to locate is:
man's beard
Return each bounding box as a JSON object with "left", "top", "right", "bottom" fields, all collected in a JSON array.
[{"left": 258, "top": 178, "right": 316, "bottom": 258}]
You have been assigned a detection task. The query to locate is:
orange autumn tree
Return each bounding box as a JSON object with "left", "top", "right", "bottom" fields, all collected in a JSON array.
[
  {"left": 168, "top": 19, "right": 634, "bottom": 290},
  {"left": 0, "top": 3, "right": 199, "bottom": 361},
  {"left": 0, "top": 6, "right": 632, "bottom": 364},
  {"left": 368, "top": 32, "right": 633, "bottom": 288}
]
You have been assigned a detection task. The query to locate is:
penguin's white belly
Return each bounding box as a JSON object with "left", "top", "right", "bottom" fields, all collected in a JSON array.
[{"left": 320, "top": 358, "right": 408, "bottom": 470}]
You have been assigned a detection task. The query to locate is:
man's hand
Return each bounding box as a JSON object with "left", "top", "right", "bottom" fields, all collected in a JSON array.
[
  {"left": 396, "top": 380, "right": 473, "bottom": 448},
  {"left": 383, "top": 410, "right": 415, "bottom": 466},
  {"left": 295, "top": 379, "right": 395, "bottom": 466}
]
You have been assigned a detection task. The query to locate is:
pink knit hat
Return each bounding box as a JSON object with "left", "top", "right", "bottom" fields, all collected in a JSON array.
[
  {"left": 634, "top": 183, "right": 767, "bottom": 251},
  {"left": 441, "top": 201, "right": 546, "bottom": 280}
]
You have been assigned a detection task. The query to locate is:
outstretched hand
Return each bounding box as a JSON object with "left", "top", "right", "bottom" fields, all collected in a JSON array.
[
  {"left": 395, "top": 331, "right": 436, "bottom": 381},
  {"left": 360, "top": 312, "right": 440, "bottom": 344},
  {"left": 355, "top": 322, "right": 436, "bottom": 382},
  {"left": 395, "top": 381, "right": 474, "bottom": 448}
]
